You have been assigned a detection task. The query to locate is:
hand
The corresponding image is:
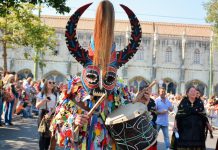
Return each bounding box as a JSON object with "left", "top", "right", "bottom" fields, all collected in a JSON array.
[
  {"left": 206, "top": 122, "right": 213, "bottom": 132},
  {"left": 44, "top": 98, "right": 50, "bottom": 102},
  {"left": 74, "top": 114, "right": 89, "bottom": 127},
  {"left": 158, "top": 109, "right": 168, "bottom": 114},
  {"left": 134, "top": 87, "right": 151, "bottom": 105},
  {"left": 173, "top": 126, "right": 178, "bottom": 131},
  {"left": 173, "top": 121, "right": 178, "bottom": 131},
  {"left": 44, "top": 114, "right": 51, "bottom": 119},
  {"left": 163, "top": 109, "right": 168, "bottom": 113}
]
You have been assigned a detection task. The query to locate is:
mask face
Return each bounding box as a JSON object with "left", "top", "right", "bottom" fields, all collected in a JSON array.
[{"left": 82, "top": 65, "right": 117, "bottom": 95}]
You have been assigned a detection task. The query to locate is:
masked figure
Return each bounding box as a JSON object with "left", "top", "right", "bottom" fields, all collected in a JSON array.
[{"left": 50, "top": 1, "right": 157, "bottom": 149}]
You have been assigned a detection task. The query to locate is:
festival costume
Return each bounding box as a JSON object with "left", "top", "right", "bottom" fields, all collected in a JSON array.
[
  {"left": 147, "top": 98, "right": 157, "bottom": 150},
  {"left": 175, "top": 97, "right": 208, "bottom": 150},
  {"left": 50, "top": 1, "right": 157, "bottom": 150}
]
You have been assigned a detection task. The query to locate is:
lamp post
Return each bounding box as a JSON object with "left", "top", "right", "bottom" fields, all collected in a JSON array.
[{"left": 209, "top": 31, "right": 214, "bottom": 97}]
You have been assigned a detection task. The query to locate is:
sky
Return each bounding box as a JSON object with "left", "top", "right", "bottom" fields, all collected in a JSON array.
[{"left": 40, "top": 0, "right": 210, "bottom": 25}]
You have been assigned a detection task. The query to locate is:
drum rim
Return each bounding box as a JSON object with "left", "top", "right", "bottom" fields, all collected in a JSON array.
[{"left": 105, "top": 102, "right": 147, "bottom": 125}]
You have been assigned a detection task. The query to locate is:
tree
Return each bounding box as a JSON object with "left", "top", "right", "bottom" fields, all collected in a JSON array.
[
  {"left": 0, "top": 0, "right": 70, "bottom": 15},
  {"left": 204, "top": 0, "right": 218, "bottom": 96},
  {"left": 0, "top": 0, "right": 70, "bottom": 79},
  {"left": 0, "top": 3, "right": 56, "bottom": 78},
  {"left": 205, "top": 0, "right": 218, "bottom": 43}
]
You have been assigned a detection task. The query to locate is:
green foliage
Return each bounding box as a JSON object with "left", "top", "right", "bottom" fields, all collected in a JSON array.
[
  {"left": 0, "top": 0, "right": 70, "bottom": 15},
  {"left": 0, "top": 0, "right": 21, "bottom": 17},
  {"left": 205, "top": 0, "right": 218, "bottom": 48},
  {"left": 39, "top": 60, "right": 46, "bottom": 70},
  {"left": 205, "top": 0, "right": 218, "bottom": 29},
  {"left": 16, "top": 4, "right": 57, "bottom": 52},
  {"left": 0, "top": 3, "right": 57, "bottom": 70},
  {"left": 24, "top": 52, "right": 30, "bottom": 59}
]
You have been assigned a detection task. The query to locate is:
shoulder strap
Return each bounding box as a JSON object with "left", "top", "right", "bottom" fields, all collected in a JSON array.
[
  {"left": 41, "top": 92, "right": 48, "bottom": 110},
  {"left": 45, "top": 101, "right": 48, "bottom": 110},
  {"left": 41, "top": 92, "right": 44, "bottom": 98}
]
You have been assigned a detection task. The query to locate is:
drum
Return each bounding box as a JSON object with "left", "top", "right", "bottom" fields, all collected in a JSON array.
[{"left": 105, "top": 102, "right": 157, "bottom": 150}]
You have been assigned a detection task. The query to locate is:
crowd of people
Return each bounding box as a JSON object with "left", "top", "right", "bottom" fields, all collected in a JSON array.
[
  {"left": 0, "top": 72, "right": 218, "bottom": 150},
  {"left": 0, "top": 71, "right": 63, "bottom": 127}
]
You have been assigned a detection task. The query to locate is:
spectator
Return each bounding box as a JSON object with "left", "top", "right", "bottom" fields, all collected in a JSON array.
[
  {"left": 155, "top": 87, "right": 173, "bottom": 150},
  {"left": 36, "top": 80, "right": 57, "bottom": 150},
  {"left": 3, "top": 74, "right": 17, "bottom": 126},
  {"left": 173, "top": 86, "right": 212, "bottom": 149},
  {"left": 29, "top": 81, "right": 37, "bottom": 105},
  {"left": 23, "top": 77, "right": 32, "bottom": 93},
  {"left": 11, "top": 72, "right": 19, "bottom": 116},
  {"left": 172, "top": 94, "right": 182, "bottom": 115}
]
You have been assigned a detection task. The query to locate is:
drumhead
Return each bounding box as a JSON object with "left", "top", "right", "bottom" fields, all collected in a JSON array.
[{"left": 105, "top": 102, "right": 147, "bottom": 125}]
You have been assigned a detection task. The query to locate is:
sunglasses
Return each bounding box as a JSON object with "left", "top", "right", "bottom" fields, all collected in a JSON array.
[{"left": 48, "top": 81, "right": 55, "bottom": 85}]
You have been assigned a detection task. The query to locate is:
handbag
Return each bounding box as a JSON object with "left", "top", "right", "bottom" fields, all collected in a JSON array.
[
  {"left": 3, "top": 89, "right": 15, "bottom": 102},
  {"left": 170, "top": 132, "right": 178, "bottom": 150},
  {"left": 38, "top": 102, "right": 51, "bottom": 137}
]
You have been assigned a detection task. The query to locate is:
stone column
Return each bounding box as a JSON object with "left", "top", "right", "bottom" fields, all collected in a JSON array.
[
  {"left": 152, "top": 23, "right": 158, "bottom": 81},
  {"left": 209, "top": 31, "right": 214, "bottom": 97},
  {"left": 180, "top": 82, "right": 185, "bottom": 95},
  {"left": 179, "top": 30, "right": 186, "bottom": 94}
]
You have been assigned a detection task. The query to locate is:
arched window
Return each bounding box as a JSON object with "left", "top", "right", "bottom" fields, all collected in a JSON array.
[
  {"left": 135, "top": 46, "right": 144, "bottom": 60},
  {"left": 115, "top": 35, "right": 124, "bottom": 50},
  {"left": 165, "top": 47, "right": 172, "bottom": 63},
  {"left": 44, "top": 71, "right": 66, "bottom": 84},
  {"left": 77, "top": 32, "right": 84, "bottom": 41},
  {"left": 142, "top": 38, "right": 150, "bottom": 47},
  {"left": 17, "top": 69, "right": 33, "bottom": 80},
  {"left": 129, "top": 77, "right": 149, "bottom": 93},
  {"left": 194, "top": 49, "right": 200, "bottom": 64},
  {"left": 130, "top": 80, "right": 139, "bottom": 93}
]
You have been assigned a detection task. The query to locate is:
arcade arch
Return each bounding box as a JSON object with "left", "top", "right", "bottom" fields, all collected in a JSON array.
[
  {"left": 17, "top": 69, "right": 33, "bottom": 80},
  {"left": 128, "top": 76, "right": 150, "bottom": 93},
  {"left": 43, "top": 70, "right": 66, "bottom": 83}
]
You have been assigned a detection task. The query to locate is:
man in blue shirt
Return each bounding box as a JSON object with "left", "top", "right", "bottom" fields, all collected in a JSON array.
[{"left": 155, "top": 87, "right": 173, "bottom": 150}]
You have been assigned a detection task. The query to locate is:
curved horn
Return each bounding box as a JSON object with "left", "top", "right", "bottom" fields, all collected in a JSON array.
[
  {"left": 65, "top": 3, "right": 93, "bottom": 67},
  {"left": 115, "top": 4, "right": 142, "bottom": 68}
]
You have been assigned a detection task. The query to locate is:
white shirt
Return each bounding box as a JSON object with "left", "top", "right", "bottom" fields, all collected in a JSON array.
[{"left": 37, "top": 92, "right": 56, "bottom": 112}]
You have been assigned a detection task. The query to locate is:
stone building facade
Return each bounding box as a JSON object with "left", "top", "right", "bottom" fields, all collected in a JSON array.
[{"left": 0, "top": 15, "right": 218, "bottom": 96}]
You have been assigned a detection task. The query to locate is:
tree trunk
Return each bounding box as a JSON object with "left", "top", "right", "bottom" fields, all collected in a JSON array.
[
  {"left": 34, "top": 50, "right": 39, "bottom": 80},
  {"left": 33, "top": 2, "right": 41, "bottom": 81},
  {"left": 2, "top": 41, "right": 7, "bottom": 72}
]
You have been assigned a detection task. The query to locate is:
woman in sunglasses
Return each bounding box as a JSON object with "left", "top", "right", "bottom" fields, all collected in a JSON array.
[{"left": 36, "top": 80, "right": 57, "bottom": 150}]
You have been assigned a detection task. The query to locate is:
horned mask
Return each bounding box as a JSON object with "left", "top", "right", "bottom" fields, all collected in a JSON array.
[{"left": 65, "top": 2, "right": 142, "bottom": 95}]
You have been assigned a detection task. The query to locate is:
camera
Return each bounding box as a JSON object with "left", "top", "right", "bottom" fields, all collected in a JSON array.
[{"left": 47, "top": 97, "right": 51, "bottom": 101}]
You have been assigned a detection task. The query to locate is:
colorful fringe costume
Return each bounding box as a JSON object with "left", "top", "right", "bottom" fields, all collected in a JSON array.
[{"left": 50, "top": 1, "right": 148, "bottom": 149}]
